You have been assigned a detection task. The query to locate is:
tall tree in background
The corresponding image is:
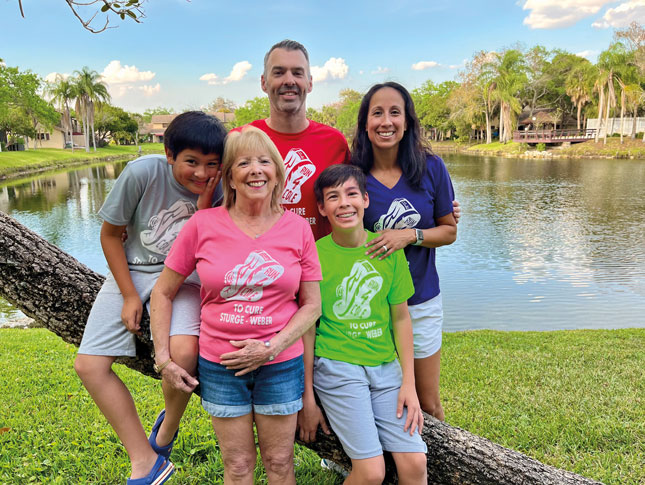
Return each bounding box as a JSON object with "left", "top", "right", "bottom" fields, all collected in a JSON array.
[
  {"left": 46, "top": 75, "right": 76, "bottom": 151},
  {"left": 207, "top": 97, "right": 236, "bottom": 113},
  {"left": 233, "top": 97, "right": 270, "bottom": 127},
  {"left": 614, "top": 22, "right": 645, "bottom": 141},
  {"left": 0, "top": 63, "right": 59, "bottom": 149},
  {"left": 486, "top": 49, "right": 527, "bottom": 143},
  {"left": 565, "top": 60, "right": 594, "bottom": 130},
  {"left": 73, "top": 66, "right": 110, "bottom": 152},
  {"left": 413, "top": 81, "right": 458, "bottom": 141}
]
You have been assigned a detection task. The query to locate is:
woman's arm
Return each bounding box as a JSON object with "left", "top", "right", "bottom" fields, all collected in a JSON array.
[
  {"left": 150, "top": 266, "right": 199, "bottom": 393},
  {"left": 366, "top": 212, "right": 457, "bottom": 260},
  {"left": 100, "top": 221, "right": 142, "bottom": 334},
  {"left": 391, "top": 301, "right": 424, "bottom": 435},
  {"left": 220, "top": 280, "right": 322, "bottom": 376}
]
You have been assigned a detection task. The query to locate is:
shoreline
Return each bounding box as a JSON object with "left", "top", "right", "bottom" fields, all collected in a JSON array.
[
  {"left": 0, "top": 143, "right": 163, "bottom": 182},
  {"left": 0, "top": 153, "right": 141, "bottom": 182},
  {"left": 432, "top": 138, "right": 645, "bottom": 160}
]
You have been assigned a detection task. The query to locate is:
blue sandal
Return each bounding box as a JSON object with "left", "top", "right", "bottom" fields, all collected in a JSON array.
[
  {"left": 148, "top": 410, "right": 179, "bottom": 459},
  {"left": 126, "top": 453, "right": 174, "bottom": 485}
]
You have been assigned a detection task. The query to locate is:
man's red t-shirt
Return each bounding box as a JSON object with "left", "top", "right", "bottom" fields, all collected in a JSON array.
[{"left": 235, "top": 119, "right": 350, "bottom": 240}]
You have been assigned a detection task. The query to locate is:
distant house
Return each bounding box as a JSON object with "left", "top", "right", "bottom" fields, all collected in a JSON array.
[
  {"left": 8, "top": 115, "right": 84, "bottom": 150},
  {"left": 35, "top": 119, "right": 84, "bottom": 149},
  {"left": 517, "top": 109, "right": 576, "bottom": 131},
  {"left": 145, "top": 112, "right": 236, "bottom": 143}
]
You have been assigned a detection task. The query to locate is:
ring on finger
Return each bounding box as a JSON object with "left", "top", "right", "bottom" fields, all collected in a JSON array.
[{"left": 382, "top": 245, "right": 388, "bottom": 252}]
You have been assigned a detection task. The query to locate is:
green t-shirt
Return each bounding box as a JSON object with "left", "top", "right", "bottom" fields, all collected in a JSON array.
[{"left": 315, "top": 231, "right": 415, "bottom": 366}]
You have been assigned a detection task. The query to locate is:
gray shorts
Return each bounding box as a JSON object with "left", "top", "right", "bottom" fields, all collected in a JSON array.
[
  {"left": 409, "top": 293, "right": 443, "bottom": 359},
  {"left": 313, "top": 357, "right": 427, "bottom": 460},
  {"left": 78, "top": 270, "right": 201, "bottom": 357}
]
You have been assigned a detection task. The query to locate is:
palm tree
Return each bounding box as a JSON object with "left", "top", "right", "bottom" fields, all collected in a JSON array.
[
  {"left": 485, "top": 50, "right": 527, "bottom": 143},
  {"left": 73, "top": 67, "right": 110, "bottom": 152},
  {"left": 46, "top": 75, "right": 76, "bottom": 151},
  {"left": 565, "top": 61, "right": 594, "bottom": 130},
  {"left": 624, "top": 83, "right": 644, "bottom": 139}
]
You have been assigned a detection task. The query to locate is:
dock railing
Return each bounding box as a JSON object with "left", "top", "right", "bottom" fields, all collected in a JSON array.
[{"left": 513, "top": 129, "right": 596, "bottom": 143}]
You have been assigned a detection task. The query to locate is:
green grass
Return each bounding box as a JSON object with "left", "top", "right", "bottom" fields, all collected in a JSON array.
[
  {"left": 1, "top": 328, "right": 643, "bottom": 484},
  {"left": 557, "top": 138, "right": 645, "bottom": 158},
  {"left": 466, "top": 141, "right": 527, "bottom": 154},
  {"left": 0, "top": 144, "right": 164, "bottom": 178}
]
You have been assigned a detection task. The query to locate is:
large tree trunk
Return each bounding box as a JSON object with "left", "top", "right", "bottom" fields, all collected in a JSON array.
[{"left": 0, "top": 211, "right": 603, "bottom": 485}]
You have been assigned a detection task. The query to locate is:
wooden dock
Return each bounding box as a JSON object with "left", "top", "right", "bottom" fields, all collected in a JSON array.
[{"left": 513, "top": 129, "right": 596, "bottom": 144}]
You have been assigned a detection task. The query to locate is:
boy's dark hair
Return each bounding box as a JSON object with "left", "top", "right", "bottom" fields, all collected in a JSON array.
[
  {"left": 314, "top": 164, "right": 367, "bottom": 204},
  {"left": 164, "top": 111, "right": 227, "bottom": 160}
]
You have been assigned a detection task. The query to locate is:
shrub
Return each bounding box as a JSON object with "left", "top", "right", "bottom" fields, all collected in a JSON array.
[{"left": 537, "top": 143, "right": 546, "bottom": 152}]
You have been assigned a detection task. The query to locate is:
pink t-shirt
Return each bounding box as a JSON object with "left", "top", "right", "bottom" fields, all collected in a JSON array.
[{"left": 165, "top": 207, "right": 322, "bottom": 364}]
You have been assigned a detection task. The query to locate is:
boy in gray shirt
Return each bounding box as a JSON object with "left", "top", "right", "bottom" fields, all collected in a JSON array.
[{"left": 75, "top": 111, "right": 226, "bottom": 485}]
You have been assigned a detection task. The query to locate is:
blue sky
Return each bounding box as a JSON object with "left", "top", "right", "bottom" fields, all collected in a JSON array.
[{"left": 1, "top": 0, "right": 642, "bottom": 113}]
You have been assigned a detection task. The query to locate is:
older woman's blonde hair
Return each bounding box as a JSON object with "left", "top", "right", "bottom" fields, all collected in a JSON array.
[{"left": 221, "top": 126, "right": 286, "bottom": 211}]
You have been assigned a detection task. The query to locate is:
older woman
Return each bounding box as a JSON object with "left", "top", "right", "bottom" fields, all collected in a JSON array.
[
  {"left": 150, "top": 126, "right": 322, "bottom": 485},
  {"left": 351, "top": 82, "right": 457, "bottom": 421}
]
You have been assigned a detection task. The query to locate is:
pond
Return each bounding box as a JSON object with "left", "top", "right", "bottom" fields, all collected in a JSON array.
[{"left": 1, "top": 154, "right": 644, "bottom": 331}]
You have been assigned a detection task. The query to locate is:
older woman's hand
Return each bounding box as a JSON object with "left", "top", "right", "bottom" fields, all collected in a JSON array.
[
  {"left": 161, "top": 361, "right": 199, "bottom": 393},
  {"left": 220, "top": 339, "right": 273, "bottom": 376}
]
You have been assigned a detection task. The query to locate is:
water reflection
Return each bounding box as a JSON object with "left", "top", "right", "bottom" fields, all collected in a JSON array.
[
  {"left": 439, "top": 154, "right": 645, "bottom": 331},
  {"left": 1, "top": 156, "right": 644, "bottom": 331}
]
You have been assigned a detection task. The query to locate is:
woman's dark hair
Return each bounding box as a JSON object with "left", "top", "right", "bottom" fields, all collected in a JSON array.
[
  {"left": 164, "top": 111, "right": 227, "bottom": 160},
  {"left": 351, "top": 82, "right": 431, "bottom": 188}
]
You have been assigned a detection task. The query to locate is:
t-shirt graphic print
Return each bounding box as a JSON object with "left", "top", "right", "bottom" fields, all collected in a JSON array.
[
  {"left": 333, "top": 260, "right": 383, "bottom": 320},
  {"left": 140, "top": 199, "right": 196, "bottom": 257},
  {"left": 220, "top": 250, "right": 284, "bottom": 302},
  {"left": 282, "top": 148, "right": 316, "bottom": 205},
  {"left": 374, "top": 198, "right": 421, "bottom": 231}
]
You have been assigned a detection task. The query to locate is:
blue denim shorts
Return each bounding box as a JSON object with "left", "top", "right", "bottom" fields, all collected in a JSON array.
[{"left": 199, "top": 355, "right": 304, "bottom": 418}]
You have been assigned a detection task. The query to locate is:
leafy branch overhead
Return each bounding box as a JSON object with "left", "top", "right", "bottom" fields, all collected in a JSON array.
[{"left": 17, "top": 0, "right": 146, "bottom": 34}]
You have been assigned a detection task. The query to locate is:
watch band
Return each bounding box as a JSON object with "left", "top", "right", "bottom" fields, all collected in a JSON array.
[{"left": 413, "top": 228, "right": 424, "bottom": 246}]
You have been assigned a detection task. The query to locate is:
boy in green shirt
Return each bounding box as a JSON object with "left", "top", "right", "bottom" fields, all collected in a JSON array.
[{"left": 300, "top": 164, "right": 427, "bottom": 484}]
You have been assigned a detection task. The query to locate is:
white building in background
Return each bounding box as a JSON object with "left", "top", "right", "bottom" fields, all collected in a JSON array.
[{"left": 586, "top": 117, "right": 645, "bottom": 137}]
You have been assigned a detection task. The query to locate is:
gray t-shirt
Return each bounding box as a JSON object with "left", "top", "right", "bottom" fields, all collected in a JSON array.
[{"left": 99, "top": 154, "right": 221, "bottom": 273}]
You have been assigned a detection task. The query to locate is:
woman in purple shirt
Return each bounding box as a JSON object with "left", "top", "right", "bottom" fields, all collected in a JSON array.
[{"left": 350, "top": 82, "right": 457, "bottom": 420}]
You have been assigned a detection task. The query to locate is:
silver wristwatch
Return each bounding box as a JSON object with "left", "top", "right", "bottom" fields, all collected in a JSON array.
[{"left": 413, "top": 228, "right": 424, "bottom": 246}]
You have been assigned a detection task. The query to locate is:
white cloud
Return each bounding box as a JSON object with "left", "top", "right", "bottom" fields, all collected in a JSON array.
[
  {"left": 371, "top": 66, "right": 391, "bottom": 74},
  {"left": 575, "top": 49, "right": 597, "bottom": 59},
  {"left": 310, "top": 58, "right": 349, "bottom": 82},
  {"left": 200, "top": 61, "right": 252, "bottom": 85},
  {"left": 140, "top": 83, "right": 161, "bottom": 96},
  {"left": 522, "top": 0, "right": 613, "bottom": 29},
  {"left": 199, "top": 73, "right": 220, "bottom": 84},
  {"left": 101, "top": 60, "right": 155, "bottom": 84},
  {"left": 110, "top": 83, "right": 161, "bottom": 99},
  {"left": 592, "top": 0, "right": 645, "bottom": 28},
  {"left": 45, "top": 72, "right": 71, "bottom": 83},
  {"left": 411, "top": 61, "right": 440, "bottom": 71}
]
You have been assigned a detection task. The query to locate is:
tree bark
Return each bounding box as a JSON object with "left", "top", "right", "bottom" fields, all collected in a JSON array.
[{"left": 0, "top": 211, "right": 603, "bottom": 485}]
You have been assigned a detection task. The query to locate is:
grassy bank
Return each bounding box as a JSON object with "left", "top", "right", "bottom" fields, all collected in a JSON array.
[
  {"left": 432, "top": 137, "right": 645, "bottom": 159},
  {"left": 0, "top": 144, "right": 164, "bottom": 179},
  {"left": 1, "top": 328, "right": 642, "bottom": 484}
]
